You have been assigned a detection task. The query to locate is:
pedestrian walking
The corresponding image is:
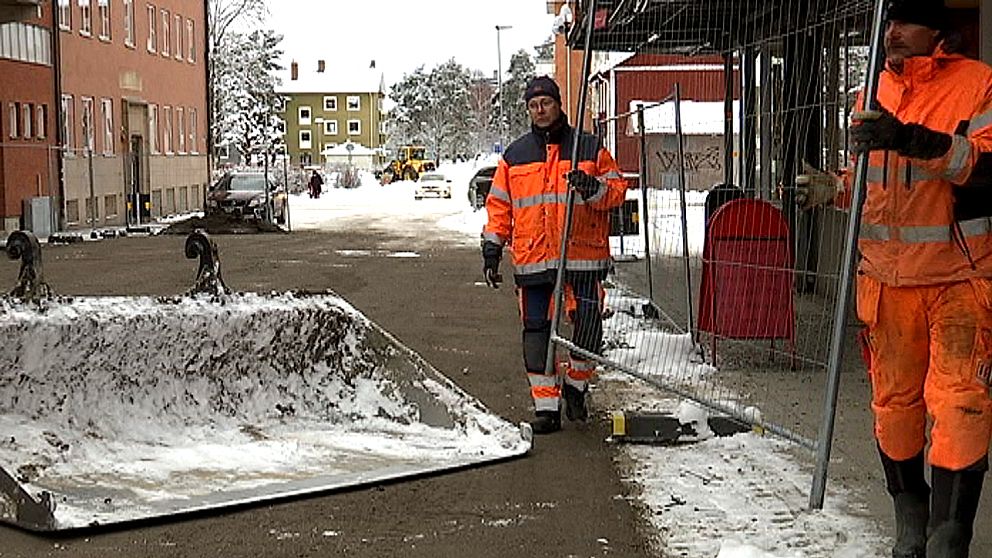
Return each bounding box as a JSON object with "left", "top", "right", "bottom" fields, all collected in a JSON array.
[
  {"left": 797, "top": 2, "right": 992, "bottom": 555},
  {"left": 481, "top": 76, "right": 628, "bottom": 434},
  {"left": 308, "top": 170, "right": 323, "bottom": 199}
]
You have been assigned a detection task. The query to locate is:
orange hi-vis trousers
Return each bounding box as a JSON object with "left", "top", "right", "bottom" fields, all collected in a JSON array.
[{"left": 857, "top": 273, "right": 992, "bottom": 471}]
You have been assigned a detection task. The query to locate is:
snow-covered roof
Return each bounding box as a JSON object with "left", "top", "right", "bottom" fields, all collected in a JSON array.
[
  {"left": 627, "top": 99, "right": 740, "bottom": 136},
  {"left": 321, "top": 141, "right": 376, "bottom": 156},
  {"left": 278, "top": 60, "right": 385, "bottom": 95}
]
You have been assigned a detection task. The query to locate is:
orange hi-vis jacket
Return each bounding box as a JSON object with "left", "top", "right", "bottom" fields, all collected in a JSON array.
[
  {"left": 857, "top": 47, "right": 992, "bottom": 286},
  {"left": 483, "top": 123, "right": 627, "bottom": 282}
]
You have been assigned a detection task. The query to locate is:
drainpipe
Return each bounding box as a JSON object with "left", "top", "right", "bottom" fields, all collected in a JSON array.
[
  {"left": 52, "top": 0, "right": 65, "bottom": 231},
  {"left": 203, "top": 0, "right": 212, "bottom": 183}
]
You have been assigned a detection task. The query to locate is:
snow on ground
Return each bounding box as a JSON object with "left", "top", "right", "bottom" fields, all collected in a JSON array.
[{"left": 284, "top": 159, "right": 887, "bottom": 557}]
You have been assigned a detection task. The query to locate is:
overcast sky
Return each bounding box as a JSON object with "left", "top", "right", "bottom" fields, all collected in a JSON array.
[{"left": 265, "top": 0, "right": 557, "bottom": 86}]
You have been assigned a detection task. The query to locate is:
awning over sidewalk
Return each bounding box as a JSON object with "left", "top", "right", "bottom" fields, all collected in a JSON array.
[{"left": 568, "top": 0, "right": 874, "bottom": 53}]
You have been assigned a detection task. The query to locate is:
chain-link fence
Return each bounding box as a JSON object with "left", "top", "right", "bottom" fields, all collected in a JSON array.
[{"left": 550, "top": 0, "right": 885, "bottom": 506}]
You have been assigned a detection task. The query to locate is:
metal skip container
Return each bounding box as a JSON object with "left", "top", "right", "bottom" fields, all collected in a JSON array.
[{"left": 0, "top": 233, "right": 531, "bottom": 531}]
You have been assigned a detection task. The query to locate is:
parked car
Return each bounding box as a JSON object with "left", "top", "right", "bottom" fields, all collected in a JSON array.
[
  {"left": 206, "top": 171, "right": 287, "bottom": 224},
  {"left": 468, "top": 165, "right": 497, "bottom": 210},
  {"left": 413, "top": 172, "right": 452, "bottom": 200}
]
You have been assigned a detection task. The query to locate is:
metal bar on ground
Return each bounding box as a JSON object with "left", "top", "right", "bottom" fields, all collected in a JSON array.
[{"left": 548, "top": 335, "right": 816, "bottom": 450}]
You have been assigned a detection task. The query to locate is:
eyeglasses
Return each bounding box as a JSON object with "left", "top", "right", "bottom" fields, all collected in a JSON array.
[{"left": 527, "top": 98, "right": 557, "bottom": 112}]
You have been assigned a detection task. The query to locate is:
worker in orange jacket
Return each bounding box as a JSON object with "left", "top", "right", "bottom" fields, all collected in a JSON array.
[
  {"left": 798, "top": 1, "right": 992, "bottom": 556},
  {"left": 482, "top": 76, "right": 627, "bottom": 434}
]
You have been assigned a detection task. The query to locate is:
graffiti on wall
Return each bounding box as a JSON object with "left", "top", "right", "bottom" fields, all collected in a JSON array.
[{"left": 645, "top": 134, "right": 732, "bottom": 191}]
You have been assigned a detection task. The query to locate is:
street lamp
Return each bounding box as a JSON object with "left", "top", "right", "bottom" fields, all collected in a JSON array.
[{"left": 495, "top": 24, "right": 512, "bottom": 152}]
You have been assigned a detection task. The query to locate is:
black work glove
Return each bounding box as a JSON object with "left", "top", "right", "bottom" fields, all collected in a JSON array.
[
  {"left": 566, "top": 169, "right": 601, "bottom": 200},
  {"left": 851, "top": 109, "right": 951, "bottom": 160},
  {"left": 481, "top": 240, "right": 502, "bottom": 289}
]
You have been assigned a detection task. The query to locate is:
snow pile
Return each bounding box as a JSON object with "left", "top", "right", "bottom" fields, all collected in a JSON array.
[{"left": 0, "top": 292, "right": 528, "bottom": 530}]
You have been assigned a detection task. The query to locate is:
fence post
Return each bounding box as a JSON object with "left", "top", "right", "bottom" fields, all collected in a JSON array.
[
  {"left": 673, "top": 84, "right": 695, "bottom": 345},
  {"left": 636, "top": 103, "right": 655, "bottom": 304},
  {"left": 809, "top": 0, "right": 887, "bottom": 510},
  {"left": 544, "top": 0, "right": 599, "bottom": 376}
]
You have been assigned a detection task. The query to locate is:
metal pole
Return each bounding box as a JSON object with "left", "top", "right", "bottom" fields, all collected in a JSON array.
[
  {"left": 674, "top": 84, "right": 695, "bottom": 344},
  {"left": 723, "top": 52, "right": 735, "bottom": 186},
  {"left": 545, "top": 0, "right": 598, "bottom": 376},
  {"left": 810, "top": 0, "right": 888, "bottom": 510},
  {"left": 496, "top": 26, "right": 504, "bottom": 151},
  {"left": 263, "top": 147, "right": 271, "bottom": 223},
  {"left": 282, "top": 151, "right": 291, "bottom": 232},
  {"left": 637, "top": 104, "right": 654, "bottom": 303},
  {"left": 87, "top": 147, "right": 96, "bottom": 232}
]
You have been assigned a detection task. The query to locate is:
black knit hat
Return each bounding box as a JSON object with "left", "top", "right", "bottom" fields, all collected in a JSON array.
[
  {"left": 523, "top": 76, "right": 562, "bottom": 104},
  {"left": 887, "top": 0, "right": 949, "bottom": 30}
]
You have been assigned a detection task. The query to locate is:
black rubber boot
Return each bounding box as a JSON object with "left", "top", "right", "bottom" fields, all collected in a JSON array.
[
  {"left": 530, "top": 410, "right": 561, "bottom": 434},
  {"left": 880, "top": 449, "right": 929, "bottom": 558},
  {"left": 562, "top": 384, "right": 588, "bottom": 422},
  {"left": 927, "top": 460, "right": 986, "bottom": 558}
]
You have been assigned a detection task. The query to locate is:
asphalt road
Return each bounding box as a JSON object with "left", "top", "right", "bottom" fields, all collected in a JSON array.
[{"left": 0, "top": 229, "right": 653, "bottom": 558}]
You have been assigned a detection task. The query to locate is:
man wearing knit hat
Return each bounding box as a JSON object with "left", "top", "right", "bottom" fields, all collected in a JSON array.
[
  {"left": 797, "top": 1, "right": 992, "bottom": 556},
  {"left": 481, "top": 75, "right": 627, "bottom": 434}
]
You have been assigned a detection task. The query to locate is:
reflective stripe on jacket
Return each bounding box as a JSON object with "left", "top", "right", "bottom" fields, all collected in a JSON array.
[
  {"left": 483, "top": 125, "right": 627, "bottom": 280},
  {"left": 857, "top": 47, "right": 992, "bottom": 286}
]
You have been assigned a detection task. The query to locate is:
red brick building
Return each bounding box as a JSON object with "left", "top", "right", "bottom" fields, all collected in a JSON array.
[
  {"left": 0, "top": 1, "right": 58, "bottom": 231},
  {"left": 58, "top": 0, "right": 208, "bottom": 227}
]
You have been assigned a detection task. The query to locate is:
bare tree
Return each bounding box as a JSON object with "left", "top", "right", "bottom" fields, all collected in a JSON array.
[{"left": 208, "top": 0, "right": 267, "bottom": 51}]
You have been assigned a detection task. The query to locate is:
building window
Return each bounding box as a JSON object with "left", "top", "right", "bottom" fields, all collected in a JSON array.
[
  {"left": 380, "top": 120, "right": 388, "bottom": 134},
  {"left": 146, "top": 3, "right": 155, "bottom": 52},
  {"left": 173, "top": 13, "right": 181, "bottom": 60},
  {"left": 81, "top": 97, "right": 94, "bottom": 152},
  {"left": 79, "top": 0, "right": 92, "bottom": 36},
  {"left": 346, "top": 96, "right": 360, "bottom": 111},
  {"left": 104, "top": 194, "right": 118, "bottom": 218},
  {"left": 36, "top": 104, "right": 46, "bottom": 139},
  {"left": 323, "top": 96, "right": 337, "bottom": 111},
  {"left": 299, "top": 130, "right": 311, "bottom": 149},
  {"left": 176, "top": 107, "right": 185, "bottom": 153},
  {"left": 20, "top": 103, "right": 31, "bottom": 139},
  {"left": 162, "top": 105, "right": 172, "bottom": 153},
  {"left": 101, "top": 98, "right": 114, "bottom": 155},
  {"left": 123, "top": 0, "right": 134, "bottom": 46},
  {"left": 66, "top": 200, "right": 80, "bottom": 223},
  {"left": 186, "top": 18, "right": 194, "bottom": 62},
  {"left": 85, "top": 196, "right": 99, "bottom": 222},
  {"left": 61, "top": 95, "right": 73, "bottom": 149},
  {"left": 188, "top": 107, "right": 197, "bottom": 153},
  {"left": 298, "top": 106, "right": 311, "bottom": 125},
  {"left": 160, "top": 9, "right": 169, "bottom": 56},
  {"left": 347, "top": 120, "right": 360, "bottom": 135},
  {"left": 98, "top": 0, "right": 110, "bottom": 40},
  {"left": 0, "top": 24, "right": 51, "bottom": 64},
  {"left": 323, "top": 120, "right": 337, "bottom": 135},
  {"left": 58, "top": 0, "right": 71, "bottom": 30},
  {"left": 8, "top": 102, "right": 18, "bottom": 139},
  {"left": 148, "top": 103, "right": 158, "bottom": 153}
]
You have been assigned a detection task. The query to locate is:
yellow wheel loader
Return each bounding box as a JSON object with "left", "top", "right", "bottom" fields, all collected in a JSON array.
[{"left": 379, "top": 145, "right": 436, "bottom": 184}]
